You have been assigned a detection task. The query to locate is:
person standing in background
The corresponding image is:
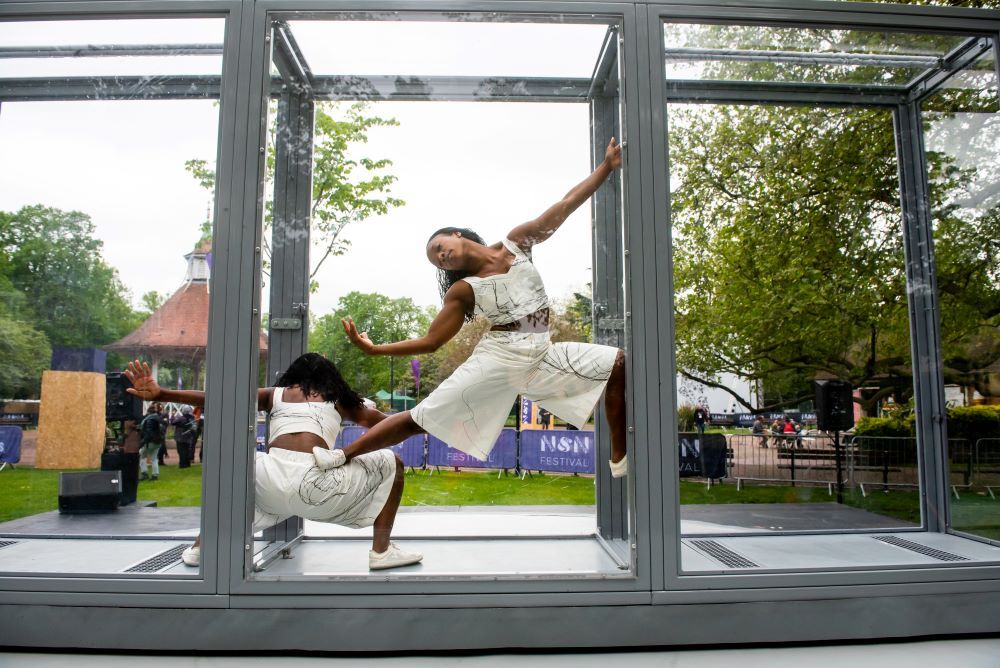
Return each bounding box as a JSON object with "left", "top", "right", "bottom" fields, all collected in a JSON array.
[{"left": 693, "top": 406, "right": 708, "bottom": 438}]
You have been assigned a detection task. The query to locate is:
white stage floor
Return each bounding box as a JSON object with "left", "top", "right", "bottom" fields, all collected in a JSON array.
[{"left": 0, "top": 505, "right": 998, "bottom": 577}]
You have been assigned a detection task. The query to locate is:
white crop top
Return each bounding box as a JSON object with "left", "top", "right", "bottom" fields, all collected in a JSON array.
[
  {"left": 267, "top": 386, "right": 343, "bottom": 448},
  {"left": 461, "top": 239, "right": 550, "bottom": 325}
]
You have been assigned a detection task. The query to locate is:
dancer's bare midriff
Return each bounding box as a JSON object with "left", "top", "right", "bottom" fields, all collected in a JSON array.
[
  {"left": 268, "top": 432, "right": 329, "bottom": 455},
  {"left": 489, "top": 307, "right": 549, "bottom": 333}
]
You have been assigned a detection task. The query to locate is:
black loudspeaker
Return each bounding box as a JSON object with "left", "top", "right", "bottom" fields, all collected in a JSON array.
[
  {"left": 106, "top": 372, "right": 142, "bottom": 421},
  {"left": 58, "top": 471, "right": 122, "bottom": 514},
  {"left": 814, "top": 379, "right": 855, "bottom": 432}
]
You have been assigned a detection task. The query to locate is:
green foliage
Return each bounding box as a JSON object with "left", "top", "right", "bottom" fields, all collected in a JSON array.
[
  {"left": 677, "top": 403, "right": 696, "bottom": 432},
  {"left": 0, "top": 205, "right": 140, "bottom": 349},
  {"left": 140, "top": 291, "right": 166, "bottom": 314},
  {"left": 564, "top": 286, "right": 593, "bottom": 342},
  {"left": 309, "top": 103, "right": 404, "bottom": 281},
  {"left": 311, "top": 291, "right": 432, "bottom": 399},
  {"left": 947, "top": 406, "right": 1000, "bottom": 445},
  {"left": 187, "top": 102, "right": 404, "bottom": 291},
  {"left": 0, "top": 205, "right": 146, "bottom": 396},
  {"left": 665, "top": 19, "right": 1000, "bottom": 411},
  {"left": 0, "top": 274, "right": 49, "bottom": 398},
  {"left": 854, "top": 415, "right": 913, "bottom": 438},
  {"left": 671, "top": 103, "right": 915, "bottom": 412}
]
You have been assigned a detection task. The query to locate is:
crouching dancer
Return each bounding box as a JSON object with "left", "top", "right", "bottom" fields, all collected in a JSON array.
[{"left": 123, "top": 353, "right": 422, "bottom": 571}]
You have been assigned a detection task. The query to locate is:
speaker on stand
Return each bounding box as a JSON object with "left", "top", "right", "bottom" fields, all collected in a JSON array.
[
  {"left": 814, "top": 379, "right": 855, "bottom": 504},
  {"left": 103, "top": 372, "right": 142, "bottom": 505},
  {"left": 105, "top": 373, "right": 142, "bottom": 422}
]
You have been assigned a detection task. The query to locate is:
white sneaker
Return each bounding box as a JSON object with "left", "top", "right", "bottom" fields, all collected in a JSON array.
[
  {"left": 369, "top": 543, "right": 423, "bottom": 570},
  {"left": 181, "top": 544, "right": 200, "bottom": 567},
  {"left": 609, "top": 455, "right": 628, "bottom": 478}
]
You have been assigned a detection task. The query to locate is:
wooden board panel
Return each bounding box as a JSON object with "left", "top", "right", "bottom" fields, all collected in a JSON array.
[{"left": 35, "top": 371, "right": 106, "bottom": 470}]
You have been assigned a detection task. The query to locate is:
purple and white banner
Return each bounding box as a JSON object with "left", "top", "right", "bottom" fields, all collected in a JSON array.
[
  {"left": 518, "top": 429, "right": 595, "bottom": 474},
  {"left": 427, "top": 428, "right": 516, "bottom": 469},
  {"left": 336, "top": 426, "right": 425, "bottom": 468}
]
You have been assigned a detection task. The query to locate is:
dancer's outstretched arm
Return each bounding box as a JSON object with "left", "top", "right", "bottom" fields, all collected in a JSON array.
[
  {"left": 508, "top": 137, "right": 622, "bottom": 251},
  {"left": 341, "top": 283, "right": 472, "bottom": 357},
  {"left": 125, "top": 359, "right": 273, "bottom": 410}
]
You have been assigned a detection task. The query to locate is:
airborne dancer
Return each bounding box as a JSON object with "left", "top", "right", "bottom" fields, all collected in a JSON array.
[{"left": 334, "top": 138, "right": 629, "bottom": 477}]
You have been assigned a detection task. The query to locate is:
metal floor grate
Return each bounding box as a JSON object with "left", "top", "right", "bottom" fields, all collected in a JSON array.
[
  {"left": 0, "top": 540, "right": 18, "bottom": 551},
  {"left": 873, "top": 536, "right": 970, "bottom": 562},
  {"left": 122, "top": 544, "right": 189, "bottom": 573},
  {"left": 689, "top": 539, "right": 759, "bottom": 568}
]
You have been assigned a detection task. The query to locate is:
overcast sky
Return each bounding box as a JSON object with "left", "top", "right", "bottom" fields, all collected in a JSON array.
[{"left": 0, "top": 17, "right": 614, "bottom": 317}]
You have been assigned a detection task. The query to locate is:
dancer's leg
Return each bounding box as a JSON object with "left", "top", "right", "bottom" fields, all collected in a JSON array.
[
  {"left": 605, "top": 349, "right": 627, "bottom": 464},
  {"left": 342, "top": 411, "right": 424, "bottom": 462},
  {"left": 371, "top": 453, "right": 404, "bottom": 553}
]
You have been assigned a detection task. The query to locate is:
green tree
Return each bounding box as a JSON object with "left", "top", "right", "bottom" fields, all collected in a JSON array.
[
  {"left": 671, "top": 104, "right": 915, "bottom": 412},
  {"left": 562, "top": 286, "right": 593, "bottom": 342},
  {"left": 0, "top": 275, "right": 50, "bottom": 398},
  {"left": 140, "top": 291, "right": 166, "bottom": 315},
  {"left": 310, "top": 291, "right": 432, "bottom": 398},
  {"left": 0, "top": 205, "right": 139, "bottom": 349},
  {"left": 666, "top": 20, "right": 1000, "bottom": 412},
  {"left": 186, "top": 102, "right": 403, "bottom": 291}
]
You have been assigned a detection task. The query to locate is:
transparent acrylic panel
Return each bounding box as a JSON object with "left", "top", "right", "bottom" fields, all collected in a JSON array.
[
  {"left": 250, "top": 13, "right": 632, "bottom": 578},
  {"left": 0, "top": 19, "right": 224, "bottom": 78},
  {"left": 290, "top": 20, "right": 607, "bottom": 78},
  {"left": 921, "top": 40, "right": 1000, "bottom": 544},
  {"left": 663, "top": 22, "right": 970, "bottom": 87},
  {"left": 0, "top": 17, "right": 224, "bottom": 576},
  {"left": 665, "top": 21, "right": 924, "bottom": 543}
]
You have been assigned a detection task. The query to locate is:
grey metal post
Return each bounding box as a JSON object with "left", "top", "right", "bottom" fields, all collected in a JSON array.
[
  {"left": 261, "top": 87, "right": 315, "bottom": 548},
  {"left": 590, "top": 62, "right": 626, "bottom": 542},
  {"left": 894, "top": 101, "right": 948, "bottom": 532}
]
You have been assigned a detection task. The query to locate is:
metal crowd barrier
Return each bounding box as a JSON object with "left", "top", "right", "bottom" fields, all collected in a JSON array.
[
  {"left": 847, "top": 436, "right": 921, "bottom": 497},
  {"left": 975, "top": 439, "right": 1000, "bottom": 499},
  {"left": 725, "top": 433, "right": 930, "bottom": 497},
  {"left": 945, "top": 437, "right": 1000, "bottom": 500},
  {"left": 728, "top": 433, "right": 845, "bottom": 492}
]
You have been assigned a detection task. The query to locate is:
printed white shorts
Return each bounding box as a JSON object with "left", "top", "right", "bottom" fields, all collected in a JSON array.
[
  {"left": 252, "top": 447, "right": 396, "bottom": 531},
  {"left": 411, "top": 331, "right": 619, "bottom": 460}
]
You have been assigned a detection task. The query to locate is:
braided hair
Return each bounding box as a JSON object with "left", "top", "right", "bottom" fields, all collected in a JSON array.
[
  {"left": 427, "top": 226, "right": 486, "bottom": 322},
  {"left": 276, "top": 352, "right": 363, "bottom": 409}
]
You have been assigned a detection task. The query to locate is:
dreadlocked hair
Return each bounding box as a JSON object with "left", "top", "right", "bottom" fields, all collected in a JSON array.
[
  {"left": 428, "top": 226, "right": 486, "bottom": 323},
  {"left": 275, "top": 352, "right": 363, "bottom": 409}
]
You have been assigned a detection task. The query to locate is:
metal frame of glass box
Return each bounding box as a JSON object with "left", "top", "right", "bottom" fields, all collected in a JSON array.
[{"left": 1, "top": 0, "right": 999, "bottom": 651}]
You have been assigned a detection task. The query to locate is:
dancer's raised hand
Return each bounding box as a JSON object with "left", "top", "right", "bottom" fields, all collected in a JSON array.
[
  {"left": 341, "top": 317, "right": 378, "bottom": 355},
  {"left": 605, "top": 137, "right": 623, "bottom": 170},
  {"left": 124, "top": 359, "right": 161, "bottom": 400}
]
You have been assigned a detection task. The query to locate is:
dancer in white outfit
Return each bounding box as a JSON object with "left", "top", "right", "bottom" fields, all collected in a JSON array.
[
  {"left": 123, "top": 354, "right": 422, "bottom": 571},
  {"left": 337, "top": 138, "right": 628, "bottom": 476}
]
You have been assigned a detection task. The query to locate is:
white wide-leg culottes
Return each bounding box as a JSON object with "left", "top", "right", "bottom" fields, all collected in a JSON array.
[
  {"left": 252, "top": 448, "right": 396, "bottom": 531},
  {"left": 411, "top": 331, "right": 620, "bottom": 460}
]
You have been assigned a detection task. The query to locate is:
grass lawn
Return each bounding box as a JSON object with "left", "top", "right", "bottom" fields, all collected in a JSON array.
[
  {"left": 401, "top": 470, "right": 595, "bottom": 506},
  {"left": 680, "top": 481, "right": 924, "bottom": 525},
  {"left": 0, "top": 464, "right": 205, "bottom": 522},
  {"left": 2, "top": 466, "right": 997, "bottom": 538},
  {"left": 950, "top": 492, "right": 1000, "bottom": 541}
]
